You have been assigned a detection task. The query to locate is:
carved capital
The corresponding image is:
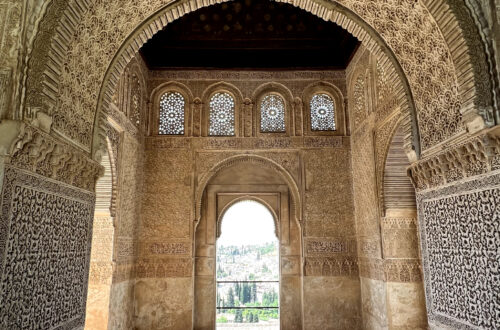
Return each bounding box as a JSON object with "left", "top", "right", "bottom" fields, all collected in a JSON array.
[
  {"left": 7, "top": 124, "right": 102, "bottom": 191},
  {"left": 409, "top": 128, "right": 500, "bottom": 191}
]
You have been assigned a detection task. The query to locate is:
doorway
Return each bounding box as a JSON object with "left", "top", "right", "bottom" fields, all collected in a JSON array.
[{"left": 216, "top": 200, "right": 280, "bottom": 329}]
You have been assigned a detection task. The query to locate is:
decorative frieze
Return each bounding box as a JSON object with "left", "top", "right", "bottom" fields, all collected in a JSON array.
[
  {"left": 136, "top": 258, "right": 192, "bottom": 278},
  {"left": 142, "top": 242, "right": 191, "bottom": 256},
  {"left": 382, "top": 217, "right": 419, "bottom": 259},
  {"left": 8, "top": 125, "right": 102, "bottom": 191},
  {"left": 304, "top": 256, "right": 359, "bottom": 277},
  {"left": 358, "top": 258, "right": 422, "bottom": 283},
  {"left": 409, "top": 128, "right": 500, "bottom": 191},
  {"left": 305, "top": 238, "right": 356, "bottom": 255}
]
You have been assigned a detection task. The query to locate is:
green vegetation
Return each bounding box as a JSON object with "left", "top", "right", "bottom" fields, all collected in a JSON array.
[
  {"left": 216, "top": 316, "right": 228, "bottom": 323},
  {"left": 216, "top": 242, "right": 279, "bottom": 324}
]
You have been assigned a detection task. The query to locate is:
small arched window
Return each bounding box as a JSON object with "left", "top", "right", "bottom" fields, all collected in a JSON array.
[
  {"left": 209, "top": 92, "right": 235, "bottom": 136},
  {"left": 260, "top": 94, "right": 285, "bottom": 133},
  {"left": 159, "top": 91, "right": 185, "bottom": 135},
  {"left": 310, "top": 93, "right": 335, "bottom": 131}
]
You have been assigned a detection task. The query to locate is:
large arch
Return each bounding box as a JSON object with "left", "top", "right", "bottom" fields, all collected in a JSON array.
[
  {"left": 193, "top": 154, "right": 304, "bottom": 329},
  {"left": 20, "top": 0, "right": 498, "bottom": 161}
]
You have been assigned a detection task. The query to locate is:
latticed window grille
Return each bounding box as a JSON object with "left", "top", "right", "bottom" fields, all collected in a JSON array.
[
  {"left": 209, "top": 92, "right": 235, "bottom": 136},
  {"left": 310, "top": 93, "right": 336, "bottom": 131},
  {"left": 260, "top": 94, "right": 285, "bottom": 133},
  {"left": 159, "top": 92, "right": 185, "bottom": 135}
]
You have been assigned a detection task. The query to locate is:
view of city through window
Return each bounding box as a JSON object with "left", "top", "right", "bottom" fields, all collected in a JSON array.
[{"left": 216, "top": 201, "right": 280, "bottom": 329}]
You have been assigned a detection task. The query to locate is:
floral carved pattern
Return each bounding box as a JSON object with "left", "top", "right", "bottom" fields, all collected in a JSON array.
[{"left": 24, "top": 0, "right": 474, "bottom": 153}]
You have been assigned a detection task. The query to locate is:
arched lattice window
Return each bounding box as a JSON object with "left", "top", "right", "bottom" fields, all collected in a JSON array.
[
  {"left": 159, "top": 92, "right": 185, "bottom": 135},
  {"left": 209, "top": 92, "right": 235, "bottom": 136},
  {"left": 260, "top": 94, "right": 285, "bottom": 133},
  {"left": 310, "top": 93, "right": 335, "bottom": 131}
]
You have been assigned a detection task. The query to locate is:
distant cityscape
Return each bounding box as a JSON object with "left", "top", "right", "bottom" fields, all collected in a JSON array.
[{"left": 216, "top": 242, "right": 280, "bottom": 329}]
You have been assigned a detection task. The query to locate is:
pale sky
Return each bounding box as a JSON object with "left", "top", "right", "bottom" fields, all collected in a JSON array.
[{"left": 218, "top": 200, "right": 278, "bottom": 246}]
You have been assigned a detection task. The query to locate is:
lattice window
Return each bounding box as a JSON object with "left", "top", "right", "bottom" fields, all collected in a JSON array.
[
  {"left": 310, "top": 93, "right": 335, "bottom": 131},
  {"left": 209, "top": 92, "right": 235, "bottom": 136},
  {"left": 260, "top": 94, "right": 285, "bottom": 133},
  {"left": 159, "top": 92, "right": 185, "bottom": 135}
]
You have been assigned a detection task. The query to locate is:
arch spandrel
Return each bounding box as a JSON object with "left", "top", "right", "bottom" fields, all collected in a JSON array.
[
  {"left": 22, "top": 0, "right": 496, "bottom": 160},
  {"left": 194, "top": 154, "right": 302, "bottom": 225}
]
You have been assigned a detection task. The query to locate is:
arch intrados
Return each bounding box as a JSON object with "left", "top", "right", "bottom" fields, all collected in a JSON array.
[
  {"left": 92, "top": 0, "right": 420, "bottom": 158},
  {"left": 302, "top": 81, "right": 344, "bottom": 106},
  {"left": 201, "top": 82, "right": 244, "bottom": 104},
  {"left": 216, "top": 197, "right": 280, "bottom": 240},
  {"left": 150, "top": 81, "right": 194, "bottom": 103},
  {"left": 195, "top": 154, "right": 302, "bottom": 225},
  {"left": 252, "top": 82, "right": 294, "bottom": 104}
]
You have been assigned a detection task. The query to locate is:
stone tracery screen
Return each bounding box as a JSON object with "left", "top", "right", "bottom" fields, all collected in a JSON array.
[
  {"left": 209, "top": 92, "right": 235, "bottom": 136},
  {"left": 310, "top": 93, "right": 335, "bottom": 131},
  {"left": 159, "top": 91, "right": 185, "bottom": 135},
  {"left": 260, "top": 94, "right": 285, "bottom": 133}
]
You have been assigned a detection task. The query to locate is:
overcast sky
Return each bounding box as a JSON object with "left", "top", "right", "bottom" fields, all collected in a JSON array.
[{"left": 218, "top": 200, "right": 278, "bottom": 246}]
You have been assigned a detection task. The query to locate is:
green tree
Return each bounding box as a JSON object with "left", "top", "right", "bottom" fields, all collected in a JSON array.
[
  {"left": 251, "top": 283, "right": 257, "bottom": 302},
  {"left": 234, "top": 310, "right": 243, "bottom": 323},
  {"left": 227, "top": 287, "right": 235, "bottom": 307},
  {"left": 246, "top": 312, "right": 254, "bottom": 323},
  {"left": 242, "top": 283, "right": 251, "bottom": 304},
  {"left": 254, "top": 313, "right": 259, "bottom": 323}
]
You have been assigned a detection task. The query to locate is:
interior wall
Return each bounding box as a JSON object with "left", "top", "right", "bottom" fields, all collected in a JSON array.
[
  {"left": 86, "top": 150, "right": 114, "bottom": 330},
  {"left": 347, "top": 47, "right": 427, "bottom": 330},
  {"left": 134, "top": 70, "right": 361, "bottom": 329},
  {"left": 105, "top": 55, "right": 148, "bottom": 330},
  {"left": 0, "top": 2, "right": 498, "bottom": 330}
]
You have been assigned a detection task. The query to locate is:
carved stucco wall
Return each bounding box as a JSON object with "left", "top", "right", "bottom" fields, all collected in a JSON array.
[
  {"left": 417, "top": 173, "right": 500, "bottom": 329},
  {"left": 0, "top": 123, "right": 101, "bottom": 329},
  {"left": 347, "top": 47, "right": 428, "bottom": 330},
  {"left": 0, "top": 1, "right": 499, "bottom": 329},
  {"left": 134, "top": 70, "right": 361, "bottom": 329},
  {"left": 18, "top": 0, "right": 496, "bottom": 158},
  {"left": 102, "top": 57, "right": 148, "bottom": 330},
  {"left": 408, "top": 127, "right": 500, "bottom": 329}
]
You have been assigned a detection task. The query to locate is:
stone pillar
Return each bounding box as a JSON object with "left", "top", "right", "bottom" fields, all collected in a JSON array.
[{"left": 381, "top": 210, "right": 427, "bottom": 329}]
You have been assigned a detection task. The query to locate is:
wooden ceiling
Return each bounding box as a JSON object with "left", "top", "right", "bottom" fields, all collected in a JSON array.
[{"left": 140, "top": 0, "right": 360, "bottom": 70}]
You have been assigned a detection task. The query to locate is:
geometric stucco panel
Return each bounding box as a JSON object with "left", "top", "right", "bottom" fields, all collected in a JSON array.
[
  {"left": 0, "top": 166, "right": 95, "bottom": 329},
  {"left": 418, "top": 172, "right": 500, "bottom": 329}
]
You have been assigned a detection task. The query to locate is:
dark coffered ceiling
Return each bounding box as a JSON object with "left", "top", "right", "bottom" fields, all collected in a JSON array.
[{"left": 140, "top": 0, "right": 360, "bottom": 70}]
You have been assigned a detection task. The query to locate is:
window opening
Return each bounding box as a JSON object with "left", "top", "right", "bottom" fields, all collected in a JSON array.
[
  {"left": 159, "top": 91, "right": 185, "bottom": 135},
  {"left": 260, "top": 94, "right": 285, "bottom": 133},
  {"left": 310, "top": 93, "right": 336, "bottom": 131},
  {"left": 209, "top": 92, "right": 235, "bottom": 136},
  {"left": 216, "top": 200, "right": 279, "bottom": 329}
]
